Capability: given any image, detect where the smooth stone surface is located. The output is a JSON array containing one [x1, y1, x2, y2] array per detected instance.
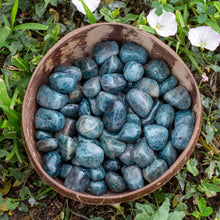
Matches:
[[144, 59, 170, 83], [103, 158, 121, 172], [42, 151, 62, 178], [89, 165, 105, 181], [101, 129, 120, 139], [126, 89, 153, 117], [36, 138, 58, 152], [105, 172, 127, 193], [60, 104, 79, 118], [35, 130, 54, 140], [68, 85, 84, 104], [164, 86, 192, 110], [60, 164, 74, 179], [119, 42, 148, 65], [78, 98, 91, 116], [37, 85, 68, 110], [117, 93, 126, 103], [172, 123, 194, 150], [100, 136, 126, 159], [142, 159, 168, 182], [88, 97, 103, 116], [101, 74, 126, 94], [54, 66, 82, 81], [126, 114, 141, 126], [82, 76, 101, 98], [64, 166, 90, 192], [76, 142, 104, 168], [94, 41, 119, 65], [123, 165, 144, 190], [159, 75, 178, 96], [78, 135, 101, 146], [144, 125, 169, 151], [119, 144, 134, 166], [71, 157, 81, 166], [96, 91, 117, 112], [55, 118, 76, 139], [175, 110, 195, 126], [123, 61, 144, 82], [76, 115, 103, 139], [87, 180, 107, 195], [155, 104, 175, 128], [103, 100, 126, 132], [35, 108, 65, 132]]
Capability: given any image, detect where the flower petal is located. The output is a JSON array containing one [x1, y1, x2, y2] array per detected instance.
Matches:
[[188, 28, 202, 47], [147, 9, 158, 29], [72, 0, 100, 15], [156, 23, 177, 37]]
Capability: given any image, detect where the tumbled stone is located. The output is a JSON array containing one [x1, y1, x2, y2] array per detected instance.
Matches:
[[122, 81, 134, 94], [60, 104, 79, 118], [142, 159, 168, 182], [164, 86, 192, 110], [96, 91, 117, 112], [37, 85, 68, 110], [76, 115, 103, 139], [78, 135, 101, 146], [89, 165, 105, 181], [64, 166, 90, 192], [78, 98, 91, 116], [87, 180, 107, 195], [36, 138, 58, 152], [123, 61, 144, 82], [42, 151, 62, 178], [119, 144, 134, 166], [88, 97, 103, 116], [35, 108, 65, 132], [175, 110, 195, 126], [68, 85, 84, 104], [126, 89, 153, 117], [117, 93, 126, 103], [94, 41, 119, 65], [159, 75, 178, 96], [35, 130, 54, 140], [82, 76, 101, 98], [103, 158, 121, 172], [60, 164, 74, 179], [71, 157, 81, 166], [119, 42, 148, 65], [143, 124, 169, 151], [126, 114, 141, 127], [54, 66, 82, 81], [55, 118, 76, 139], [101, 129, 120, 139], [144, 59, 170, 83]]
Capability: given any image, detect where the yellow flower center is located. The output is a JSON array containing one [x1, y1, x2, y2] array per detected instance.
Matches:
[[200, 43, 207, 48], [156, 24, 161, 30]]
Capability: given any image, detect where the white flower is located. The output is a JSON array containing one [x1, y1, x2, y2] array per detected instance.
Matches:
[[72, 0, 100, 15], [147, 8, 177, 37], [188, 26, 220, 51], [202, 73, 208, 82]]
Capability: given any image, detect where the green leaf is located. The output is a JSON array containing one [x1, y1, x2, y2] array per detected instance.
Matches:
[[198, 181, 220, 197], [197, 2, 206, 13], [11, 0, 18, 28], [135, 202, 155, 216], [80, 0, 96, 24], [171, 0, 179, 3], [167, 211, 185, 220], [183, 5, 189, 25], [207, 64, 220, 73], [205, 125, 215, 143], [13, 23, 48, 31], [205, 20, 220, 34], [0, 150, 9, 158], [11, 55, 30, 73], [186, 158, 199, 176], [111, 9, 119, 18], [100, 8, 114, 22], [0, 77, 11, 107], [153, 198, 170, 220], [207, 5, 217, 14], [0, 192, 2, 206], [198, 13, 207, 23], [198, 197, 207, 212], [201, 207, 213, 217], [192, 211, 200, 218], [139, 25, 157, 35], [214, 1, 220, 12], [19, 186, 31, 200], [136, 214, 151, 220], [163, 4, 174, 12], [205, 161, 216, 179], [138, 11, 147, 25], [176, 10, 185, 28], [155, 7, 163, 16], [152, 1, 161, 8], [124, 13, 138, 21]]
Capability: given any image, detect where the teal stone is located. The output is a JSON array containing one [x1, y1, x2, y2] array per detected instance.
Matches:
[[100, 136, 126, 159], [96, 91, 117, 112], [117, 93, 126, 103], [175, 110, 195, 126], [101, 74, 126, 94], [164, 86, 192, 110], [159, 141, 177, 167], [88, 97, 103, 116], [60, 104, 79, 118], [74, 57, 99, 79], [123, 61, 144, 82], [34, 108, 65, 132], [37, 85, 68, 110], [64, 166, 90, 192], [119, 144, 134, 166], [76, 115, 103, 139], [78, 135, 101, 146], [143, 125, 169, 151], [159, 75, 178, 96], [71, 157, 81, 166], [55, 118, 75, 139], [134, 77, 159, 98], [142, 159, 168, 182], [42, 151, 62, 178], [144, 59, 170, 83], [78, 98, 91, 116], [119, 122, 142, 144], [172, 123, 194, 150], [89, 165, 105, 181], [126, 114, 141, 126], [155, 104, 175, 128], [103, 158, 121, 172], [101, 129, 120, 139], [58, 135, 77, 161], [68, 85, 84, 104], [122, 81, 134, 94], [126, 89, 153, 117], [105, 172, 127, 193], [132, 137, 155, 168], [93, 41, 119, 65], [35, 130, 54, 140], [122, 165, 144, 190], [60, 164, 74, 179], [87, 180, 107, 195], [82, 76, 101, 98], [54, 66, 82, 81], [103, 100, 126, 132], [99, 55, 123, 76], [119, 42, 148, 65], [75, 142, 104, 168], [36, 138, 58, 152]]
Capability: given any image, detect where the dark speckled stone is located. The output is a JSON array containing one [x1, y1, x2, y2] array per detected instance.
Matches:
[[87, 180, 107, 195], [78, 98, 91, 116], [123, 61, 144, 82], [60, 104, 79, 118], [103, 158, 121, 172], [55, 118, 75, 139], [101, 129, 119, 139], [60, 164, 74, 179], [68, 85, 84, 104], [36, 138, 58, 152], [78, 135, 101, 146], [119, 144, 134, 166], [35, 130, 54, 140], [159, 75, 178, 96], [126, 114, 141, 126], [175, 110, 195, 126], [96, 91, 117, 112], [89, 165, 105, 181], [71, 157, 81, 166], [88, 97, 103, 116], [54, 66, 82, 81], [82, 76, 101, 98]]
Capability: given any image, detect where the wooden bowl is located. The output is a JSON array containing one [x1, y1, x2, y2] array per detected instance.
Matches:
[[22, 23, 202, 205]]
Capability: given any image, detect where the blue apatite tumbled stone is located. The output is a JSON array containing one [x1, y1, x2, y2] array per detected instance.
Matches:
[[96, 91, 117, 112], [54, 66, 82, 81], [74, 57, 99, 79], [35, 130, 54, 140], [119, 42, 148, 65], [76, 142, 104, 168], [68, 85, 84, 104], [35, 108, 65, 132], [142, 159, 168, 182], [64, 166, 90, 192], [103, 158, 121, 172], [159, 141, 177, 167], [172, 123, 194, 150], [82, 76, 101, 98], [119, 144, 134, 166], [99, 55, 123, 76], [117, 93, 126, 103], [88, 97, 103, 116], [100, 135, 126, 159], [71, 157, 81, 166], [87, 180, 107, 196], [132, 137, 155, 168], [101, 74, 126, 94], [175, 110, 195, 126], [103, 100, 126, 132], [37, 85, 68, 110], [135, 77, 159, 98], [119, 122, 142, 144], [126, 89, 153, 117], [55, 118, 76, 139], [126, 114, 141, 126], [123, 61, 144, 82], [89, 165, 105, 181], [36, 138, 58, 152], [60, 104, 79, 118], [60, 164, 74, 179], [78, 98, 91, 116], [78, 135, 101, 146], [94, 41, 119, 65], [105, 172, 127, 193], [144, 124, 169, 151], [159, 75, 178, 96], [42, 151, 62, 178], [122, 165, 144, 190], [155, 104, 175, 128], [144, 59, 170, 83], [76, 115, 103, 139], [102, 129, 120, 139], [164, 86, 192, 110]]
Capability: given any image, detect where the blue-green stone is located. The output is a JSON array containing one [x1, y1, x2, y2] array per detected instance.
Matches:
[[123, 61, 144, 82], [54, 66, 82, 81], [96, 91, 117, 112], [119, 144, 134, 166], [55, 118, 76, 139], [35, 130, 54, 140], [101, 129, 120, 139], [60, 164, 74, 179], [159, 75, 178, 96], [71, 157, 81, 166], [88, 97, 103, 116], [60, 104, 79, 118], [175, 110, 195, 126], [36, 138, 58, 152], [87, 180, 107, 195], [126, 114, 141, 126], [82, 76, 101, 98], [89, 165, 105, 181], [78, 135, 101, 146], [117, 93, 126, 103], [68, 85, 84, 104], [103, 158, 121, 172], [78, 98, 91, 116], [122, 81, 134, 94]]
